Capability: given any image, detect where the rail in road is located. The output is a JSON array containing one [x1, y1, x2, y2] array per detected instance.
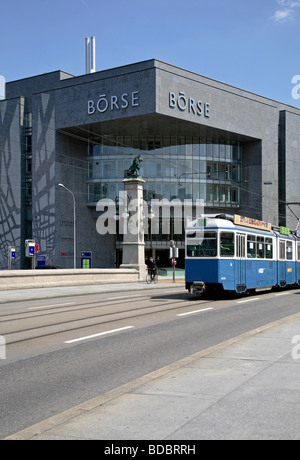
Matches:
[[0, 286, 299, 438], [0, 288, 207, 347], [0, 287, 299, 360]]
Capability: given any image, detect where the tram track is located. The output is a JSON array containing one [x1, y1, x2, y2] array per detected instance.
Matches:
[[0, 289, 184, 321], [3, 287, 296, 348], [1, 288, 299, 440], [0, 297, 164, 324], [0, 294, 211, 346]]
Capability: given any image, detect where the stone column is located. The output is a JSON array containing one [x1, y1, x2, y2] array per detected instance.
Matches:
[[120, 177, 147, 281]]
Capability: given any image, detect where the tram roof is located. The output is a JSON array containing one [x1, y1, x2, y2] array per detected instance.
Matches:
[[186, 215, 300, 240], [186, 217, 235, 231]]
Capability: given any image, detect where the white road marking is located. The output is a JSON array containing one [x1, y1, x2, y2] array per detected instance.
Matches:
[[237, 297, 259, 304], [177, 307, 214, 317], [64, 326, 134, 344]]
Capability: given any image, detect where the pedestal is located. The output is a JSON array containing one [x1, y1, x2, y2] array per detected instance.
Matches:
[[120, 177, 147, 281]]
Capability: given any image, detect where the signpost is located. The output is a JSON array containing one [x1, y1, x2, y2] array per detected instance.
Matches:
[[25, 239, 36, 269], [81, 251, 92, 269], [8, 246, 16, 270], [170, 240, 179, 283]]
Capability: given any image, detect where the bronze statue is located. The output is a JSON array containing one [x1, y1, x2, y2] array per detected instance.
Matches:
[[125, 154, 143, 178]]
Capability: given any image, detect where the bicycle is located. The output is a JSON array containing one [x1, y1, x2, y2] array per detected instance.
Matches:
[[146, 269, 158, 284]]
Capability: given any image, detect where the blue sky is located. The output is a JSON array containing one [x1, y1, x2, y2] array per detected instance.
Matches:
[[0, 0, 299, 106]]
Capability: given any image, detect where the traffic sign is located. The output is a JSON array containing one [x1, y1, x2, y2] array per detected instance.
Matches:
[[81, 251, 92, 269], [8, 246, 16, 270], [25, 240, 35, 257]]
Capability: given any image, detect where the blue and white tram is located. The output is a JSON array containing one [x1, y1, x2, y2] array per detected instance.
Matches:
[[185, 214, 300, 296]]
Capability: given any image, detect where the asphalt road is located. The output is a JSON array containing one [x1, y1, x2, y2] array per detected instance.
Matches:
[[0, 286, 299, 439]]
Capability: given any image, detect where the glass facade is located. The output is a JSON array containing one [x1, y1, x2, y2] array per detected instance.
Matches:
[[87, 136, 242, 207]]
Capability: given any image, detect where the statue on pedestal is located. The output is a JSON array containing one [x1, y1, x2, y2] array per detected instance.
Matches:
[[121, 158, 146, 280], [125, 155, 143, 178]]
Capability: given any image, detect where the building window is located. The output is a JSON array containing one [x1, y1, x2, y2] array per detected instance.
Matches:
[[87, 137, 242, 207]]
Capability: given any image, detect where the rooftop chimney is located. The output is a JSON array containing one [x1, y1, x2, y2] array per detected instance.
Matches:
[[85, 36, 96, 74]]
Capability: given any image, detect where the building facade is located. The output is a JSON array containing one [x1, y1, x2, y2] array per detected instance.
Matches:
[[1, 59, 299, 269]]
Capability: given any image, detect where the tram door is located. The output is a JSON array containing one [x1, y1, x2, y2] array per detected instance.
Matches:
[[236, 233, 247, 292]]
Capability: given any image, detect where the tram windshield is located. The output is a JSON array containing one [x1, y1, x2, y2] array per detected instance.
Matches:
[[186, 231, 217, 257]]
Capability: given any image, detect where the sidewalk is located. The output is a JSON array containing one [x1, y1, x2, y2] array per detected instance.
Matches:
[[6, 307, 300, 440], [0, 276, 184, 304]]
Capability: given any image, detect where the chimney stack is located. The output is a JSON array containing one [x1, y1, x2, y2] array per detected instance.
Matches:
[[85, 36, 96, 74]]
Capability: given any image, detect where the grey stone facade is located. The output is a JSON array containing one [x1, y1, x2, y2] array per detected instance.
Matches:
[[1, 59, 299, 269], [0, 97, 24, 269]]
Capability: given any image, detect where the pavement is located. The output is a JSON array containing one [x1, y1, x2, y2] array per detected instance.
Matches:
[[0, 277, 184, 304], [3, 278, 300, 440]]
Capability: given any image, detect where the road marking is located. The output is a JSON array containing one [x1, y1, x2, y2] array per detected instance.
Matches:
[[177, 307, 214, 317], [275, 292, 291, 296], [28, 303, 76, 310], [107, 294, 145, 300], [64, 326, 134, 344], [8, 311, 300, 441], [237, 297, 259, 304]]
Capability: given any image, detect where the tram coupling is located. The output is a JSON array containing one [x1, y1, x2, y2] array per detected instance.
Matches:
[[189, 281, 206, 296]]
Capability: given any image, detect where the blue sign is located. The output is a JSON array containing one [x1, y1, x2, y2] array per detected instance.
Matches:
[[81, 251, 92, 269], [25, 240, 36, 257], [11, 250, 16, 260], [36, 256, 46, 267]]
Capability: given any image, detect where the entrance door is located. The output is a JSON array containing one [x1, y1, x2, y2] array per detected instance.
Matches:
[[236, 233, 246, 292]]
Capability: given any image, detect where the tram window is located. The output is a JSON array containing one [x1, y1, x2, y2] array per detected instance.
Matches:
[[247, 235, 256, 258], [220, 232, 234, 257], [257, 236, 265, 258], [186, 231, 217, 257], [298, 243, 300, 261], [286, 241, 293, 260], [265, 238, 273, 259], [187, 245, 196, 257], [279, 241, 285, 260]]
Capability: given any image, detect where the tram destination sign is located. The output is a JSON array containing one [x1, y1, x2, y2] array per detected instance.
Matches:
[[234, 214, 272, 232]]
